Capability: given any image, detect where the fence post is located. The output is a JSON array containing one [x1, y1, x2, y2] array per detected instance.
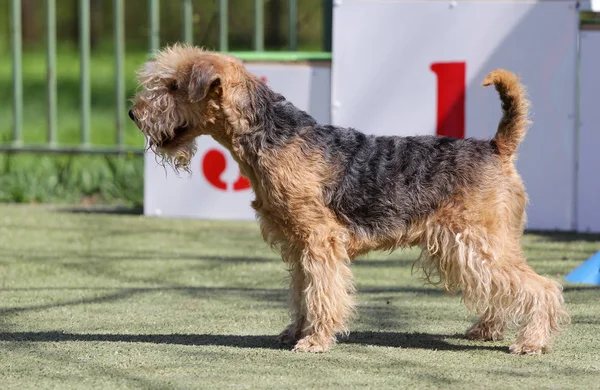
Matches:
[[219, 0, 228, 51], [182, 0, 193, 44], [323, 0, 333, 52], [254, 0, 264, 51], [11, 0, 22, 145], [288, 0, 298, 51], [149, 0, 160, 53], [46, 0, 57, 146], [79, 0, 91, 147], [114, 0, 125, 148]]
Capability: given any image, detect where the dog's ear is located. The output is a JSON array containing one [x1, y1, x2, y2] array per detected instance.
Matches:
[[188, 62, 221, 102]]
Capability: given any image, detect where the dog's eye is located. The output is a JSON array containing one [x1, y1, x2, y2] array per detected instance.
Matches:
[[168, 82, 178, 92]]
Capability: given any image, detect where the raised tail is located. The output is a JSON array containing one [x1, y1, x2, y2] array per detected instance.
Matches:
[[482, 69, 531, 159]]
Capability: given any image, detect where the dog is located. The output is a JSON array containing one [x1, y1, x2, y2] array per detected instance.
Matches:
[[129, 44, 569, 355]]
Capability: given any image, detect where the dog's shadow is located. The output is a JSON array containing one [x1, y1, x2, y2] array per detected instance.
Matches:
[[0, 330, 507, 353], [342, 331, 507, 352]]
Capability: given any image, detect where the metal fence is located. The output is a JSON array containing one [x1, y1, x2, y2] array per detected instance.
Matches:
[[3, 0, 333, 155]]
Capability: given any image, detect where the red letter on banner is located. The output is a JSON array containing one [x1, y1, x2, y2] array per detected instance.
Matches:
[[202, 149, 251, 191], [430, 62, 466, 139], [202, 149, 228, 190]]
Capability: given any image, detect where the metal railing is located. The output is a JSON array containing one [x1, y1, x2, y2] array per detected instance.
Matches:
[[3, 0, 333, 155]]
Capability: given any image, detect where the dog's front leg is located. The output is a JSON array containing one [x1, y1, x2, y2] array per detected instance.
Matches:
[[278, 244, 307, 346], [291, 233, 356, 353]]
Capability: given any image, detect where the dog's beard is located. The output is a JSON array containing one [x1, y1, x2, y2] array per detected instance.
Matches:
[[147, 138, 197, 175], [138, 118, 197, 174]]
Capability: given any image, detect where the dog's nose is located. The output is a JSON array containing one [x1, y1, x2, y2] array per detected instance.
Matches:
[[128, 109, 136, 121]]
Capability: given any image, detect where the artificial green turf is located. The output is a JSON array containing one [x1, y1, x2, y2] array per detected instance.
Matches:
[[0, 204, 599, 389]]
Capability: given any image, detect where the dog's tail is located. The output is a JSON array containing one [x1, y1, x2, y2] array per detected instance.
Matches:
[[482, 69, 530, 159]]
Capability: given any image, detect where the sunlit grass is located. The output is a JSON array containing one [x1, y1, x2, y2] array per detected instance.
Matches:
[[0, 204, 598, 389]]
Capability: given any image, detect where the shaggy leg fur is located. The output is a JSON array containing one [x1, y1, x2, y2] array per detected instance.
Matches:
[[278, 260, 306, 346], [292, 234, 356, 353], [508, 267, 567, 355], [466, 308, 506, 341], [422, 227, 567, 355]]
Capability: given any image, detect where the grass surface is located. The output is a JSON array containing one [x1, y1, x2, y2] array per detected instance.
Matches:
[[0, 204, 599, 389]]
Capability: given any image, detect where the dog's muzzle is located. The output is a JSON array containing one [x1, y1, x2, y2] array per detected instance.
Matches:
[[174, 126, 187, 137], [153, 126, 188, 148]]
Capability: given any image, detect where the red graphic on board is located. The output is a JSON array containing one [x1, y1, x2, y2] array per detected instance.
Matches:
[[430, 62, 466, 139], [233, 174, 251, 191], [201, 149, 251, 191]]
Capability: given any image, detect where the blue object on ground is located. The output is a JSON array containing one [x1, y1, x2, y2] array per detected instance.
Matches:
[[565, 251, 600, 285]]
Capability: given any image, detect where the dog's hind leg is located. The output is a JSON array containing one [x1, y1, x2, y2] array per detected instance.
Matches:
[[423, 226, 568, 354], [505, 261, 569, 354], [463, 250, 567, 353], [291, 230, 356, 353]]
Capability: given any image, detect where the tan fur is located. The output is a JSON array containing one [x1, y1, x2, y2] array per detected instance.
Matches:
[[130, 45, 569, 355], [253, 140, 356, 351], [483, 69, 531, 161]]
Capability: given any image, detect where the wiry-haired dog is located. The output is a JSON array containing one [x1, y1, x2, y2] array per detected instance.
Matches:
[[129, 44, 569, 355]]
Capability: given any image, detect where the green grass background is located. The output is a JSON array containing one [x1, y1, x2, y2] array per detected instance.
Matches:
[[0, 204, 599, 389]]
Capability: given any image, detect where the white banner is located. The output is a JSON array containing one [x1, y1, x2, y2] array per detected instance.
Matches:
[[143, 62, 331, 220], [577, 30, 600, 233], [332, 0, 579, 231]]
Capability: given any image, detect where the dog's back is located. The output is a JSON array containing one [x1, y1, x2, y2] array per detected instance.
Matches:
[[314, 128, 502, 237], [304, 69, 531, 240]]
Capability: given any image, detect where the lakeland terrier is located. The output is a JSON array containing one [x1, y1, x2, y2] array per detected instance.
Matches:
[[129, 44, 569, 355]]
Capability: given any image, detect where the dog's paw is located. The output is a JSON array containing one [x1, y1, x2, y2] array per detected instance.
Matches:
[[466, 323, 504, 341], [292, 335, 332, 353], [277, 324, 301, 346], [509, 343, 548, 355]]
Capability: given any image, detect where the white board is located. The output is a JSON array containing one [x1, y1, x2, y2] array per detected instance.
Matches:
[[577, 30, 600, 233], [332, 0, 579, 231]]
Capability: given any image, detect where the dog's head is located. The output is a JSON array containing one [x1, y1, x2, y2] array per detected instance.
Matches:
[[129, 44, 258, 171]]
